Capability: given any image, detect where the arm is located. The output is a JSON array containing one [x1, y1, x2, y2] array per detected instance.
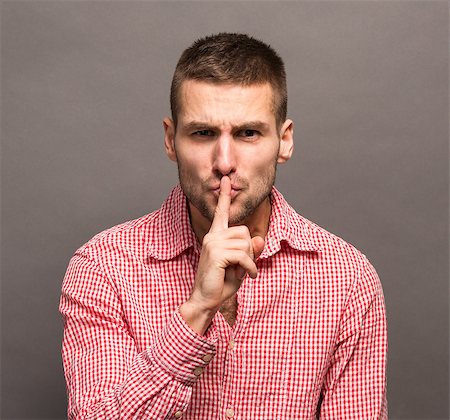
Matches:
[[318, 259, 388, 419], [60, 251, 217, 419]]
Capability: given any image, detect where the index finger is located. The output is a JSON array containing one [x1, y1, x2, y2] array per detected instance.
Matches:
[[210, 176, 231, 232]]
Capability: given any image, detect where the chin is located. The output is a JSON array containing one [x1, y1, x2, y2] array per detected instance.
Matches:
[[229, 202, 259, 225]]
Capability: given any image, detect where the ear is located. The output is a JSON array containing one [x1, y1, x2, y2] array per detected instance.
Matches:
[[163, 117, 177, 162], [277, 119, 294, 163]]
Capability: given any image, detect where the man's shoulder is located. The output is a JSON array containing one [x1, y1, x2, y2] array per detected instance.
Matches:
[[71, 185, 194, 263], [287, 208, 382, 293], [74, 209, 161, 260], [286, 203, 373, 269]]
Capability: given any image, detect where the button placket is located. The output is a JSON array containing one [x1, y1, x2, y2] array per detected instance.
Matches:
[[221, 334, 238, 420]]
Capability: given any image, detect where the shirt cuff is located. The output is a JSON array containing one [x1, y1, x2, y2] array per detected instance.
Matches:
[[152, 307, 218, 385]]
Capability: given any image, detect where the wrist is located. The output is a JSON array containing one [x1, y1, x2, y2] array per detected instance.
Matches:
[[180, 299, 217, 336]]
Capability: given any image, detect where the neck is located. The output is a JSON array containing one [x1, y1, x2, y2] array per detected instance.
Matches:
[[189, 196, 272, 244]]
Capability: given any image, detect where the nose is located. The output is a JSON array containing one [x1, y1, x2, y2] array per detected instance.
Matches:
[[212, 134, 236, 176]]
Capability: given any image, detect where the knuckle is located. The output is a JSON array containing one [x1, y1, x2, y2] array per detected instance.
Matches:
[[230, 225, 249, 237], [239, 225, 250, 237], [203, 240, 217, 257], [235, 237, 251, 253], [203, 232, 217, 245], [239, 250, 251, 263]]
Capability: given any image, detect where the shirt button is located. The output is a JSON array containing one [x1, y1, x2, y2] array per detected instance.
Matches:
[[226, 408, 235, 418], [202, 353, 213, 363], [174, 411, 183, 418], [193, 366, 203, 376], [228, 339, 235, 350]]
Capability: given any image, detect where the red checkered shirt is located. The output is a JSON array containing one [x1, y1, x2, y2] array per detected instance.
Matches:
[[60, 185, 388, 419]]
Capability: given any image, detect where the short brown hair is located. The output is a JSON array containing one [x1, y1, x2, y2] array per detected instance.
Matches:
[[170, 33, 287, 128]]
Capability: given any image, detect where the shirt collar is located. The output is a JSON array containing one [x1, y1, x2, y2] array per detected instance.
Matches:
[[147, 185, 198, 260], [147, 185, 320, 261], [259, 187, 321, 258]]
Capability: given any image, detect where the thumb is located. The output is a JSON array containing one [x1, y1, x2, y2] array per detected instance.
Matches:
[[251, 236, 265, 260]]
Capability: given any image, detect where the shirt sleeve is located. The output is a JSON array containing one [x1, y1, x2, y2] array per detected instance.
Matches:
[[59, 250, 218, 419], [318, 258, 388, 419]]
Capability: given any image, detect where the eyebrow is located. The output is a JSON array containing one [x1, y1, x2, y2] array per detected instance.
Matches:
[[182, 120, 271, 133]]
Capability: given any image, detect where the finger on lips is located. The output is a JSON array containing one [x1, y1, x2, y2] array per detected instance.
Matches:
[[208, 175, 260, 279], [210, 176, 231, 232]]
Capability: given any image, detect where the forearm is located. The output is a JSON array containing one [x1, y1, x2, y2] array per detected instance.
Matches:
[[61, 253, 218, 419], [67, 351, 191, 419], [63, 307, 218, 419]]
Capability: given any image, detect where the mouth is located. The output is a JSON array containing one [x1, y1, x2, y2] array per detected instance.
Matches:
[[210, 186, 242, 200]]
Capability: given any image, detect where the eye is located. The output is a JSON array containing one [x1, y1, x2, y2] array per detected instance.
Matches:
[[237, 129, 260, 139], [193, 129, 215, 137]]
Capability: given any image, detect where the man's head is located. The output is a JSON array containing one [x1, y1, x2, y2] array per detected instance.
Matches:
[[164, 33, 293, 228], [170, 33, 287, 130]]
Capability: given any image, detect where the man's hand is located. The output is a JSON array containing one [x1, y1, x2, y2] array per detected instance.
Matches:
[[180, 176, 265, 335]]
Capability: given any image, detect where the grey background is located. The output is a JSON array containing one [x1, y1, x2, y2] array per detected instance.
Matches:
[[1, 1, 448, 419]]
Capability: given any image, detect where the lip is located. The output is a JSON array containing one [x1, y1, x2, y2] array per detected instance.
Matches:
[[211, 186, 241, 199], [210, 183, 241, 190]]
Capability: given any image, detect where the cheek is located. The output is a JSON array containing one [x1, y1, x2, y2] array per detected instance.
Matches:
[[246, 150, 278, 174], [177, 145, 211, 176]]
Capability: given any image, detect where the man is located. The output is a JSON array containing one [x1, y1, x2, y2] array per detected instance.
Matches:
[[60, 33, 388, 419]]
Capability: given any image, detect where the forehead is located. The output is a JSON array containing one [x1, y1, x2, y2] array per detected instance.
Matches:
[[177, 81, 276, 126]]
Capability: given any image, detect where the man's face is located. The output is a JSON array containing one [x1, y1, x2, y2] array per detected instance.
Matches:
[[164, 80, 293, 226]]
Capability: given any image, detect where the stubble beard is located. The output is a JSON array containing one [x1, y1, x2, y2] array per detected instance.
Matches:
[[177, 163, 277, 226]]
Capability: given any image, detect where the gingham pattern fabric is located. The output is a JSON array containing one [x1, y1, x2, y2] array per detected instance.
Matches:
[[60, 185, 388, 419]]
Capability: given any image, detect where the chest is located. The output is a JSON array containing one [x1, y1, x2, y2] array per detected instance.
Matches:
[[113, 251, 351, 417], [122, 251, 348, 353], [219, 295, 238, 326]]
